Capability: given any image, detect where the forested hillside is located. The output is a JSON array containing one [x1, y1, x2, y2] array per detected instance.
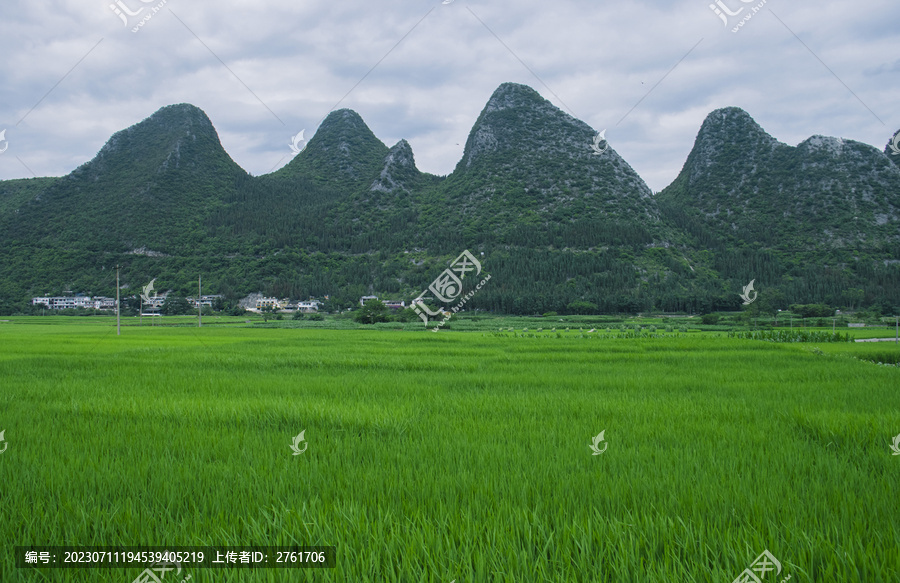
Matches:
[[1, 84, 898, 315], [657, 107, 900, 313]]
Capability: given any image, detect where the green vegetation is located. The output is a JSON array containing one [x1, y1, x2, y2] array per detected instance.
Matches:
[[1, 320, 898, 581], [727, 329, 851, 342], [2, 86, 898, 317], [354, 299, 389, 324]]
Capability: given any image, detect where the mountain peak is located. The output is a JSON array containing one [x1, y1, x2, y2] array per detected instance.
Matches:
[[370, 139, 419, 194], [276, 108, 389, 192], [94, 103, 216, 161], [447, 82, 656, 226], [698, 107, 778, 144], [153, 102, 211, 121], [319, 108, 370, 132], [459, 82, 591, 172], [483, 82, 546, 114]]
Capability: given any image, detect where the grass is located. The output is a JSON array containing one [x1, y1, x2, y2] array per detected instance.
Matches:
[[1, 320, 898, 581]]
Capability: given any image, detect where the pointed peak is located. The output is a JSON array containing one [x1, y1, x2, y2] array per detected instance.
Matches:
[[694, 106, 779, 148], [388, 139, 413, 155], [154, 102, 209, 117], [700, 107, 766, 133], [370, 139, 419, 193], [275, 108, 388, 191], [145, 103, 214, 128], [306, 108, 381, 147], [320, 108, 368, 130], [90, 102, 225, 165], [707, 105, 753, 118], [484, 82, 547, 113]]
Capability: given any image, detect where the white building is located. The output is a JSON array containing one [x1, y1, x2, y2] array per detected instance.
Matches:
[[93, 297, 117, 310], [188, 295, 223, 309], [256, 297, 283, 310], [32, 295, 116, 311], [297, 300, 322, 313]]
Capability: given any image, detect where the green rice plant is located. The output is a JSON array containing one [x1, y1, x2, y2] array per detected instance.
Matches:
[[728, 329, 851, 343], [0, 321, 897, 581]]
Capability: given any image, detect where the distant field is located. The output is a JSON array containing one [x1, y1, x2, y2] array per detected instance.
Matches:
[[1, 319, 898, 582], [7, 312, 898, 338]]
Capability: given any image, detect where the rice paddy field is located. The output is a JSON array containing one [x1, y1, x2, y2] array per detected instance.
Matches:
[[1, 317, 899, 582]]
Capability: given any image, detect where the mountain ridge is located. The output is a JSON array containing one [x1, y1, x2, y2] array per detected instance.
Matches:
[[1, 84, 898, 314]]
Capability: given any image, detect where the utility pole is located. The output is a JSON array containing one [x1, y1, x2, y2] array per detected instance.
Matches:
[[116, 265, 121, 336], [198, 274, 202, 328]]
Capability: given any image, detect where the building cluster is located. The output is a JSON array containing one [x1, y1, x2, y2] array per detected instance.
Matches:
[[244, 295, 406, 313], [250, 297, 324, 313], [32, 293, 412, 315], [32, 296, 117, 311], [31, 294, 222, 313], [139, 294, 222, 315], [359, 296, 407, 310]]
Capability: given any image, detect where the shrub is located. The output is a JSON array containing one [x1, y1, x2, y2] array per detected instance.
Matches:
[[701, 313, 720, 325], [354, 300, 389, 324]]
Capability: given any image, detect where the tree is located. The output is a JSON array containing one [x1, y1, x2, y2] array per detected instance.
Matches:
[[700, 313, 719, 325], [842, 288, 864, 310], [161, 296, 192, 316], [354, 300, 388, 324], [567, 300, 598, 315], [122, 295, 141, 316], [393, 308, 418, 323]]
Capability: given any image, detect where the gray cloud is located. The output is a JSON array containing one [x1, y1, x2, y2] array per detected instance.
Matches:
[[0, 0, 897, 191]]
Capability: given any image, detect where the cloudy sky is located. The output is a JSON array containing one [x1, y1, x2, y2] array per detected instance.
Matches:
[[0, 0, 897, 191]]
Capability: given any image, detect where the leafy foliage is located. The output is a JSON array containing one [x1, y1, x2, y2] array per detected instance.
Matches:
[[0, 90, 899, 315]]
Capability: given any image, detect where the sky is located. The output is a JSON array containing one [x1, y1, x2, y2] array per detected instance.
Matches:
[[0, 0, 897, 192]]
